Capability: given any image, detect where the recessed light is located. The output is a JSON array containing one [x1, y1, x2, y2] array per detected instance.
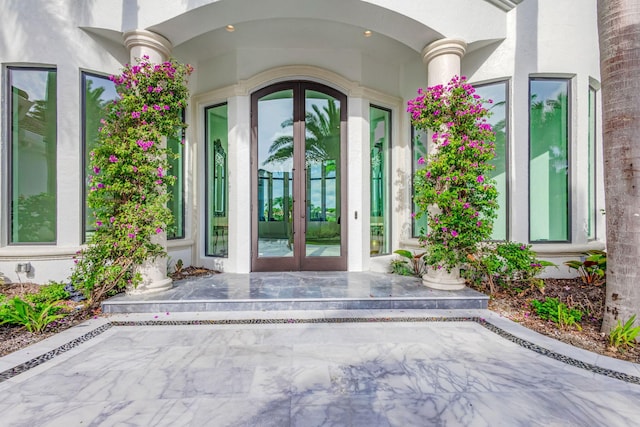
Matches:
[[226, 24, 235, 32], [364, 30, 372, 37]]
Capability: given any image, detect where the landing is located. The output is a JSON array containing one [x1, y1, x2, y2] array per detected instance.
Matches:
[[102, 271, 488, 313]]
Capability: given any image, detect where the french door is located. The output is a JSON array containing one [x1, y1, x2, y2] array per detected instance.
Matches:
[[251, 82, 347, 271]]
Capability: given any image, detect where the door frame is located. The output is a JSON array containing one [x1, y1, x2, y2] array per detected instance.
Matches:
[[250, 81, 348, 271]]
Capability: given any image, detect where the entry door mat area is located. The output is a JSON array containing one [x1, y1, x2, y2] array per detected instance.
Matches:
[[1, 317, 639, 385]]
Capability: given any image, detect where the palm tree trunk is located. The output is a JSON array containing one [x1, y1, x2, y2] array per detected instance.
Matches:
[[598, 0, 640, 333]]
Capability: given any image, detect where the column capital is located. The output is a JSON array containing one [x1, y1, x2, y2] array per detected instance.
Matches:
[[123, 29, 172, 63], [422, 39, 467, 65]]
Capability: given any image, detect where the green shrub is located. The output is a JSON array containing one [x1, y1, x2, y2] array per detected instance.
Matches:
[[0, 297, 66, 334], [391, 250, 427, 277], [608, 314, 640, 351], [530, 297, 583, 331], [71, 58, 192, 305], [465, 242, 555, 294], [24, 282, 70, 309], [564, 250, 606, 286]]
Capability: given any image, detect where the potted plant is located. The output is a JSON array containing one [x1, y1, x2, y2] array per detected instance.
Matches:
[[408, 76, 498, 289]]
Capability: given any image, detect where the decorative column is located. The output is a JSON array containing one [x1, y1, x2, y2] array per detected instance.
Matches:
[[123, 30, 173, 294], [421, 38, 467, 290], [123, 30, 172, 64], [422, 39, 467, 88]]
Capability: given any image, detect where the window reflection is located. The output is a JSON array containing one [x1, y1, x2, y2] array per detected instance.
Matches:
[[370, 106, 391, 255], [10, 68, 57, 243], [205, 104, 229, 257], [529, 79, 570, 242]]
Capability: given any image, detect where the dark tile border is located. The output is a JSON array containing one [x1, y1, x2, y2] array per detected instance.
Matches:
[[1, 317, 639, 385], [0, 324, 113, 382]]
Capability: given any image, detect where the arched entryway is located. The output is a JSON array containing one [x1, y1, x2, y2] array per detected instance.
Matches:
[[251, 81, 348, 271]]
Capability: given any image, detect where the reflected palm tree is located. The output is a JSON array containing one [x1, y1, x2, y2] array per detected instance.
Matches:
[[487, 100, 507, 176], [263, 99, 341, 165], [529, 93, 569, 165], [263, 97, 342, 240]]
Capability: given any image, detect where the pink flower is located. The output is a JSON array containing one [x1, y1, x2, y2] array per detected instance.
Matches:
[[417, 157, 425, 165], [156, 228, 163, 234], [163, 105, 170, 110], [131, 111, 141, 119], [128, 233, 135, 238], [157, 167, 164, 177], [93, 166, 100, 174], [476, 221, 482, 227], [109, 155, 118, 163], [450, 230, 458, 237], [136, 139, 154, 151], [476, 175, 484, 183], [110, 216, 115, 223], [96, 221, 103, 227], [97, 183, 105, 189], [142, 104, 148, 112], [463, 203, 470, 209]]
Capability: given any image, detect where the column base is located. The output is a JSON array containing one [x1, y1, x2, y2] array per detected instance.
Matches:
[[422, 266, 466, 290], [127, 256, 173, 295], [127, 277, 173, 295]]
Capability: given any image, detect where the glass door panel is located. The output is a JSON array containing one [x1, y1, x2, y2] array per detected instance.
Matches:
[[252, 82, 347, 271], [257, 89, 294, 258], [305, 90, 341, 257]]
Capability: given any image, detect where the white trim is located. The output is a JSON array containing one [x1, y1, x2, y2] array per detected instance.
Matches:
[[0, 246, 80, 261], [192, 65, 403, 272], [484, 0, 523, 12], [193, 65, 403, 107]]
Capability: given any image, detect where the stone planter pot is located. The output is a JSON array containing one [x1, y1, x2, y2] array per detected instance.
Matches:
[[422, 266, 466, 290]]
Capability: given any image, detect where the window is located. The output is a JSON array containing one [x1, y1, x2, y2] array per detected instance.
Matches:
[[529, 78, 570, 242], [588, 85, 597, 240], [205, 103, 228, 257], [8, 67, 57, 243], [370, 105, 391, 255], [82, 72, 117, 241], [167, 111, 185, 240], [475, 81, 509, 241], [411, 126, 428, 238]]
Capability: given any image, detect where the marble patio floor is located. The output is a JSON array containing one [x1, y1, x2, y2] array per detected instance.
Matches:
[[1, 309, 640, 426]]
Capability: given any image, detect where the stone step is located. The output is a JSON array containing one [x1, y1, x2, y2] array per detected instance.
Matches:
[[102, 295, 488, 313], [101, 272, 489, 314]]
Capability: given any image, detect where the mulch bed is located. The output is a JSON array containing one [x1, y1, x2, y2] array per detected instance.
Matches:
[[169, 265, 221, 281], [0, 283, 96, 357], [481, 278, 640, 363]]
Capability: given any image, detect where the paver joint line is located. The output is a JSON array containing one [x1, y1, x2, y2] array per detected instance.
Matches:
[[1, 316, 639, 385]]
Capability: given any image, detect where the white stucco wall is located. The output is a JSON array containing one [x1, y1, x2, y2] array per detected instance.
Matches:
[[0, 0, 603, 283]]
